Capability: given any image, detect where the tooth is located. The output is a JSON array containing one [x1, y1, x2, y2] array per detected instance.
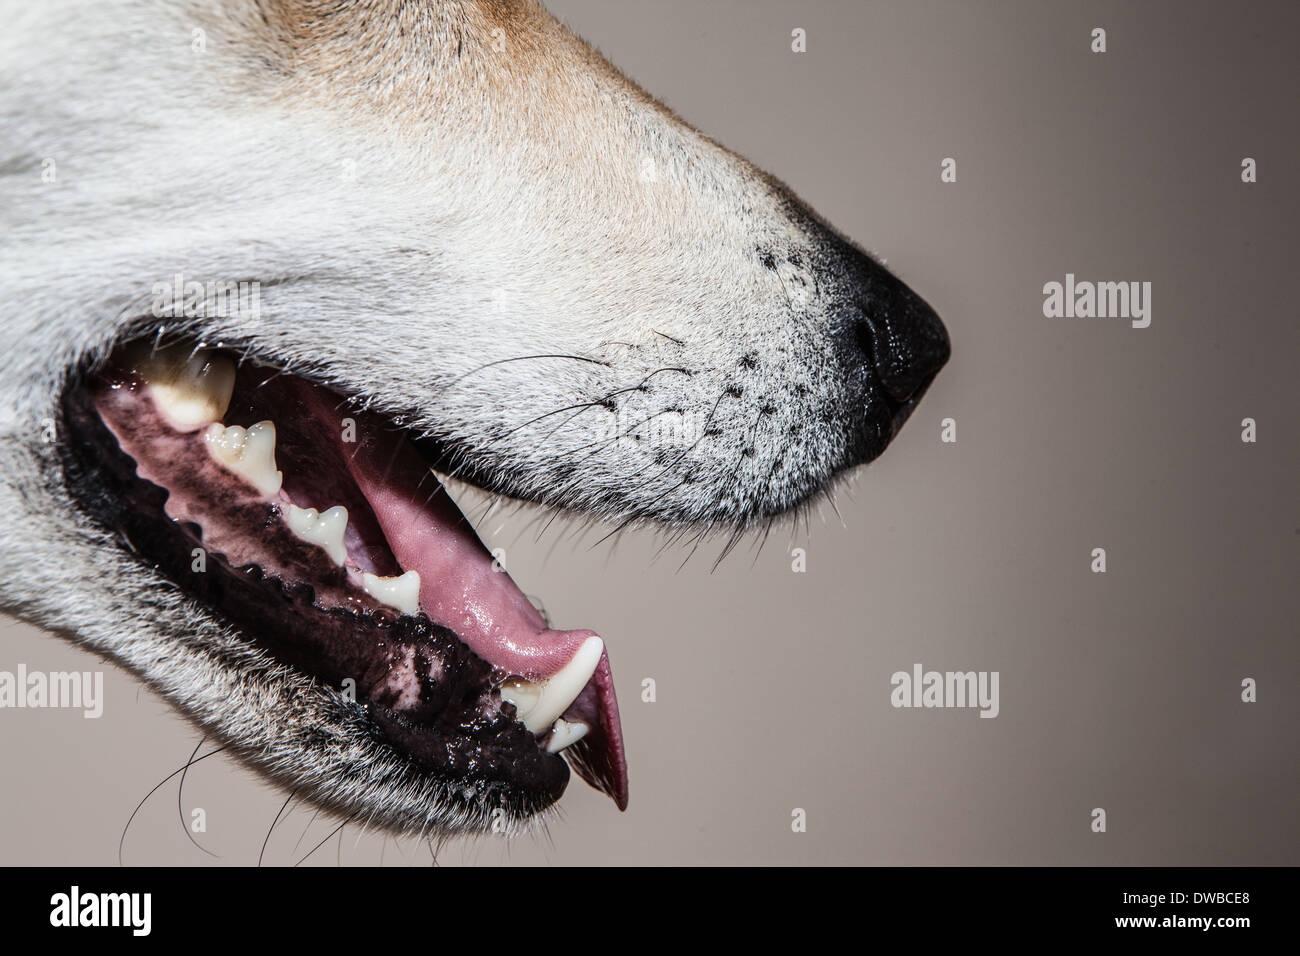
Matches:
[[361, 570, 421, 616], [203, 420, 283, 498], [545, 718, 590, 754], [500, 679, 543, 719], [500, 635, 603, 735], [284, 504, 348, 566], [140, 348, 236, 431]]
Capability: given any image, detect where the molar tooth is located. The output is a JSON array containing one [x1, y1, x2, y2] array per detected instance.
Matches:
[[284, 504, 348, 566], [499, 635, 603, 735], [361, 570, 421, 616], [139, 347, 236, 431], [203, 420, 283, 498], [545, 718, 590, 754]]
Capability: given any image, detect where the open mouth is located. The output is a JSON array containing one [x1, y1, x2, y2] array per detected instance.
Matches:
[[59, 338, 627, 818]]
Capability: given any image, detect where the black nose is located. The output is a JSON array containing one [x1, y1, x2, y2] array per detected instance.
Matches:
[[852, 267, 950, 406], [830, 250, 950, 462]]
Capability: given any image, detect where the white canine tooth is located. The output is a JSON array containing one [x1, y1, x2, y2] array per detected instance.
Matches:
[[545, 718, 590, 754], [203, 420, 283, 498], [500, 635, 603, 735], [361, 570, 422, 616], [500, 680, 542, 718], [140, 348, 236, 431], [285, 504, 349, 566]]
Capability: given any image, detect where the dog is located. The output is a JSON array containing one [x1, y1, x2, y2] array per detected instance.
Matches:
[[0, 0, 949, 838]]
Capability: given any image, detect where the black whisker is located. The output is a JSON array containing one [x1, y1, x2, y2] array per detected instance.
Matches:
[[259, 791, 296, 867], [177, 736, 218, 858], [120, 744, 228, 866], [446, 353, 609, 388], [290, 808, 322, 857], [295, 818, 349, 867]]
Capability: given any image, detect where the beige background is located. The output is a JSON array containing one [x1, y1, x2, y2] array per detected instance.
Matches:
[[2, 0, 1296, 865]]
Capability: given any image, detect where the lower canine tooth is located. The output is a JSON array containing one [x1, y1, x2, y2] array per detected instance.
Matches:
[[284, 504, 348, 566], [500, 635, 603, 735], [361, 570, 421, 616], [138, 346, 236, 431], [545, 718, 590, 754], [203, 420, 283, 498]]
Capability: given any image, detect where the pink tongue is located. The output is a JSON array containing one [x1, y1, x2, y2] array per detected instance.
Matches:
[[297, 386, 627, 808], [355, 461, 594, 681], [339, 423, 593, 682]]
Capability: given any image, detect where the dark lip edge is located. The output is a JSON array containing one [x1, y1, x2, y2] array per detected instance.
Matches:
[[56, 352, 576, 809]]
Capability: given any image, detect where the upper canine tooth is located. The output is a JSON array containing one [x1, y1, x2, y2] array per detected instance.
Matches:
[[500, 635, 603, 735], [285, 504, 349, 566], [545, 718, 590, 754], [361, 570, 421, 616], [203, 420, 283, 498], [139, 347, 236, 432]]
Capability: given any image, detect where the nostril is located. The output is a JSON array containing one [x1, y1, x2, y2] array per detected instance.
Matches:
[[852, 317, 885, 381]]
